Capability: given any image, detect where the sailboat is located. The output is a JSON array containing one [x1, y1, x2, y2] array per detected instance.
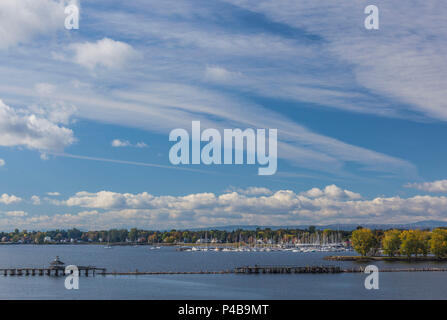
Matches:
[[202, 231, 209, 251], [104, 234, 112, 249]]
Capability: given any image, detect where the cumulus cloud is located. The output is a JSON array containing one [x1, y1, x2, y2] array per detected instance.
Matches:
[[111, 139, 148, 148], [301, 185, 361, 200], [0, 194, 22, 205], [31, 195, 41, 205], [4, 184, 447, 229], [69, 38, 139, 70], [5, 211, 28, 217], [0, 100, 75, 151], [227, 187, 273, 196], [47, 192, 61, 196], [39, 185, 444, 227], [405, 180, 447, 193], [0, 159, 4, 167], [111, 139, 131, 147], [0, 0, 66, 49]]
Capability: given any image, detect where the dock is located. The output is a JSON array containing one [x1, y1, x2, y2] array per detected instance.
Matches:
[[2, 257, 447, 277], [0, 266, 107, 276], [234, 265, 342, 274], [0, 256, 106, 277]]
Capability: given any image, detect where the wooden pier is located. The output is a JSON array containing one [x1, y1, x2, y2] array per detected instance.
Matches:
[[2, 257, 447, 277], [234, 265, 447, 274], [0, 256, 106, 277], [233, 265, 342, 274], [0, 266, 107, 277]]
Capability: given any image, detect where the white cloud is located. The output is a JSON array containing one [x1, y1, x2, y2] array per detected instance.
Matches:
[[0, 159, 4, 167], [69, 38, 139, 70], [205, 66, 241, 82], [31, 195, 41, 205], [111, 139, 131, 147], [2, 185, 447, 229], [301, 185, 361, 200], [0, 99, 75, 151], [0, 194, 22, 205], [228, 187, 273, 196], [4, 182, 447, 229], [5, 211, 28, 217], [222, 0, 447, 121], [111, 139, 148, 148], [44, 185, 443, 227], [47, 192, 61, 196], [135, 142, 148, 148], [32, 83, 78, 125], [405, 180, 447, 193], [0, 1, 424, 180], [0, 0, 66, 49]]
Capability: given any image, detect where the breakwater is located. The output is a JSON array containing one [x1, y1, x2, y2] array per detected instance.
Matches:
[[325, 255, 447, 262]]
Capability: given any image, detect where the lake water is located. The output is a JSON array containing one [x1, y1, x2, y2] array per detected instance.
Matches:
[[0, 245, 446, 299]]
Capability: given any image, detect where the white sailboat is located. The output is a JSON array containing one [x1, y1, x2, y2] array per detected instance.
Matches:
[[104, 234, 112, 249]]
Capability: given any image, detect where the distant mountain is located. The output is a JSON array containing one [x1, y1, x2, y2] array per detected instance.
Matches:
[[186, 220, 447, 232]]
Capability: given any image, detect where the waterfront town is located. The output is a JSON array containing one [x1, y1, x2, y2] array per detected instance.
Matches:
[[1, 226, 447, 259]]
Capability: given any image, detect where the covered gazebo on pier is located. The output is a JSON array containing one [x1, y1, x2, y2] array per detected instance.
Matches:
[[49, 256, 65, 269]]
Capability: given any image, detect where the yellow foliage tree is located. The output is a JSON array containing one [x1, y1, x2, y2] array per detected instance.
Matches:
[[400, 229, 429, 257], [430, 229, 447, 258], [351, 228, 375, 257], [382, 229, 401, 257]]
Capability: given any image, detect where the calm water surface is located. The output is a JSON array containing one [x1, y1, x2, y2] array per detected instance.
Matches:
[[0, 245, 446, 299]]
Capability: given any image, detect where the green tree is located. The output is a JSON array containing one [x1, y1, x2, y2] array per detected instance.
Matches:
[[430, 229, 447, 258], [34, 232, 45, 244], [129, 228, 138, 242], [351, 228, 375, 256], [382, 229, 402, 256]]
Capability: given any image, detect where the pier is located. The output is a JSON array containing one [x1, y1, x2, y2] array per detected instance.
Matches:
[[2, 257, 447, 277], [233, 265, 342, 274], [104, 266, 447, 275], [0, 266, 107, 276], [0, 256, 106, 277]]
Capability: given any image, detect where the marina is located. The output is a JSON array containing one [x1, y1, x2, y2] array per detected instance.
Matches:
[[176, 243, 352, 253]]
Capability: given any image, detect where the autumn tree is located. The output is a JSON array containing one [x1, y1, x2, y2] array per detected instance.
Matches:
[[430, 229, 447, 258], [382, 229, 402, 257], [400, 230, 423, 257], [351, 228, 375, 256], [418, 231, 431, 256]]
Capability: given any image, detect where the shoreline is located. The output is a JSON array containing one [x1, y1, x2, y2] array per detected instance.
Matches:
[[325, 255, 447, 262]]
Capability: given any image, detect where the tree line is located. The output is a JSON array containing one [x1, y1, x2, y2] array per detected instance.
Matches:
[[0, 227, 350, 244], [351, 228, 447, 258]]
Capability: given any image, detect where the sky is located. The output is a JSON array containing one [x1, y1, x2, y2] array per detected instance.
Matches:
[[0, 0, 447, 230]]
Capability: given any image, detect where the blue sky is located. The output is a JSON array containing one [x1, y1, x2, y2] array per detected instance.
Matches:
[[0, 0, 447, 230]]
